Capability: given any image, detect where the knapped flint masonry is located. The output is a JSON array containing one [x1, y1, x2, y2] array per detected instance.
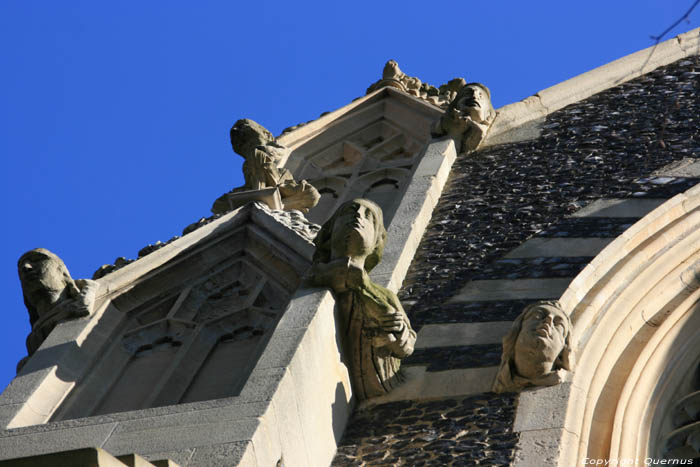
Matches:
[[311, 199, 416, 400], [1, 27, 699, 466]]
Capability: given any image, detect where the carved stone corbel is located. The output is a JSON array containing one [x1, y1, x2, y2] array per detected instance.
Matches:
[[493, 300, 574, 393], [431, 82, 496, 153], [311, 198, 416, 400]]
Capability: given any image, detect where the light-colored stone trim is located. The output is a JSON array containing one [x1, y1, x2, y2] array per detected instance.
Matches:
[[450, 278, 573, 302], [415, 322, 512, 349], [370, 137, 458, 292], [511, 183, 700, 466], [361, 366, 499, 407], [570, 198, 666, 218], [485, 27, 700, 146], [276, 87, 439, 157], [504, 238, 613, 258]]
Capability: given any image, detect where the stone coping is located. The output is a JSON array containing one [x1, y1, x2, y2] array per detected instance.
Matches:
[[277, 28, 699, 156], [485, 27, 700, 145]]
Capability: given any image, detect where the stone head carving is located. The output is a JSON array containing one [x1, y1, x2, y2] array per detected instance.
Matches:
[[493, 301, 574, 393], [311, 199, 415, 400], [314, 198, 387, 274], [229, 118, 276, 160], [19, 248, 80, 326], [17, 248, 97, 364], [432, 82, 496, 153], [212, 119, 320, 215]]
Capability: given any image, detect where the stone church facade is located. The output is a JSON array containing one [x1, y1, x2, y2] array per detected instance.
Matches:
[[0, 28, 699, 466]]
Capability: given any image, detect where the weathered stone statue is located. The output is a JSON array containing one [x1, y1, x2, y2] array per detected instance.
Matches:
[[493, 301, 574, 393], [311, 199, 416, 400], [18, 248, 98, 368], [212, 119, 320, 214], [432, 82, 496, 153]]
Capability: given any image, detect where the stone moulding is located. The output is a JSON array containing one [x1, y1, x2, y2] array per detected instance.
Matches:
[[0, 202, 352, 466], [511, 182, 700, 465], [484, 27, 700, 148], [365, 59, 466, 110], [0, 202, 317, 426]]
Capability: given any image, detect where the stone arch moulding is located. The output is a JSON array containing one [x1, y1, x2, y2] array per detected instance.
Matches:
[[515, 183, 700, 465]]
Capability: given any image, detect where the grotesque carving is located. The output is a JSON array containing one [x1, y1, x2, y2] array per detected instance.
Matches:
[[366, 60, 467, 109], [18, 248, 98, 365], [311, 199, 416, 400], [493, 301, 574, 393], [212, 119, 320, 215], [432, 82, 496, 153]]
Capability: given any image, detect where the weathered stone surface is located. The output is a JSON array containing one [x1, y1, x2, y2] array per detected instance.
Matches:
[[493, 301, 573, 392], [17, 249, 98, 367], [569, 197, 666, 217], [415, 321, 513, 349], [254, 203, 321, 245], [504, 238, 612, 258], [0, 447, 132, 467], [366, 60, 467, 110], [432, 82, 496, 153], [92, 202, 317, 280], [311, 199, 416, 400], [212, 119, 320, 214]]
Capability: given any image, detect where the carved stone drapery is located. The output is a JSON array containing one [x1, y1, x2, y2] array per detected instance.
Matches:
[[493, 300, 574, 393], [311, 198, 416, 400]]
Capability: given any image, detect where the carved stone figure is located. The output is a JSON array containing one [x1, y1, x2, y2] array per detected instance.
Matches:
[[212, 119, 320, 215], [493, 301, 574, 393], [311, 199, 416, 400], [18, 248, 98, 367], [432, 82, 496, 153], [366, 59, 467, 109]]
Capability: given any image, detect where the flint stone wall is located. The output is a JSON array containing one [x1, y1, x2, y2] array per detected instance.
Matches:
[[332, 57, 700, 465]]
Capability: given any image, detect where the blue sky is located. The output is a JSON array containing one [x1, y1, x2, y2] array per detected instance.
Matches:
[[0, 1, 696, 396]]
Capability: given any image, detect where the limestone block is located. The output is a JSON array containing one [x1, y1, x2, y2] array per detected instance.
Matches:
[[513, 382, 573, 432], [364, 365, 499, 405], [116, 453, 157, 467], [415, 322, 513, 349], [187, 441, 255, 467], [0, 447, 130, 467], [451, 278, 572, 302], [0, 422, 118, 460], [514, 428, 578, 467], [570, 198, 666, 218], [102, 418, 259, 458], [505, 237, 613, 259]]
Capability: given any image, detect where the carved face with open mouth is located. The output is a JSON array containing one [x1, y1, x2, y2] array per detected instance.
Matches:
[[453, 84, 494, 125]]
